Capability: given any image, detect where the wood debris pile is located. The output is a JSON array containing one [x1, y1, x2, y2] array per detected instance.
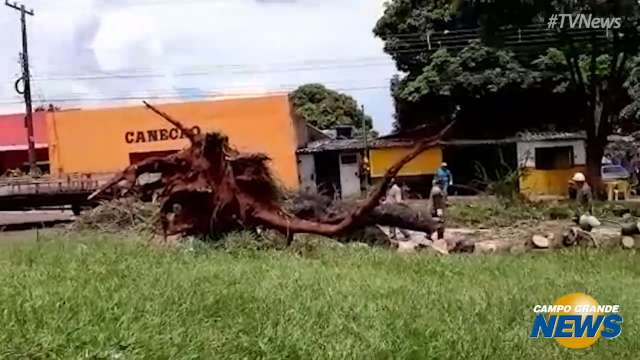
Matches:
[[71, 198, 159, 233]]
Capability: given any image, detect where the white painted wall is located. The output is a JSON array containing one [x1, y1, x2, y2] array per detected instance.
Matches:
[[297, 154, 316, 192], [339, 153, 361, 198], [517, 140, 586, 168]]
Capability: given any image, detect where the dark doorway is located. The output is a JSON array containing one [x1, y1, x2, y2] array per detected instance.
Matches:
[[129, 150, 179, 165], [0, 148, 49, 174], [314, 152, 340, 199]]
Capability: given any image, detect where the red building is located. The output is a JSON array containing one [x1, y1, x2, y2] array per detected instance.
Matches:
[[0, 112, 49, 174]]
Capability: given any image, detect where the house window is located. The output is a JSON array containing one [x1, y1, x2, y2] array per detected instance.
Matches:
[[535, 146, 574, 170]]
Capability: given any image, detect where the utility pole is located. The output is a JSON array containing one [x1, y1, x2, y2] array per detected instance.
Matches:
[[5, 0, 40, 177]]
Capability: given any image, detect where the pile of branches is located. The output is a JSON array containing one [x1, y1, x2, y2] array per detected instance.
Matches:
[[71, 198, 159, 233], [89, 101, 451, 243]]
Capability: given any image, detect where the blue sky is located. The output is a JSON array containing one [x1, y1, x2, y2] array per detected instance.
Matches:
[[0, 0, 398, 134]]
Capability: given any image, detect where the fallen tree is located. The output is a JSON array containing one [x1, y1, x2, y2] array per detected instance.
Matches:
[[89, 101, 451, 243]]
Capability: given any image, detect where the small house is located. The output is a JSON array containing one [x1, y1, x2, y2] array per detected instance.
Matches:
[[296, 131, 442, 199], [299, 128, 587, 199], [516, 131, 586, 198], [296, 126, 365, 199]]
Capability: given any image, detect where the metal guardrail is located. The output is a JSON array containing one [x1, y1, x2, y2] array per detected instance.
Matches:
[[0, 175, 106, 197]]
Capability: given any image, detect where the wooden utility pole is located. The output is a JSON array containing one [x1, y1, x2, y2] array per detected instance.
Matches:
[[5, 0, 40, 177]]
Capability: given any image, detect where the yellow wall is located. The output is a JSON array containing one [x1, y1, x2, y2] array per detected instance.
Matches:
[[519, 166, 586, 197], [46, 95, 302, 188], [369, 146, 442, 178]]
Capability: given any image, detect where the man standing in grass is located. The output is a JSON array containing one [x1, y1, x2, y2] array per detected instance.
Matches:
[[385, 178, 410, 240], [429, 183, 446, 240], [433, 162, 453, 197]]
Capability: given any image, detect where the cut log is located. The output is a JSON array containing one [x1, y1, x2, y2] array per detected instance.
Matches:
[[621, 222, 640, 236], [532, 235, 550, 249], [474, 241, 513, 254], [448, 238, 475, 253], [397, 241, 418, 253], [622, 236, 635, 249], [430, 239, 449, 255], [367, 204, 441, 235]]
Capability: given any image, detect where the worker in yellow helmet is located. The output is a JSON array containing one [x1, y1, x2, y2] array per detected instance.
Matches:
[[571, 172, 592, 211], [569, 172, 599, 232]]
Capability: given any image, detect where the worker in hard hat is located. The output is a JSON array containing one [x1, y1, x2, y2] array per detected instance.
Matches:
[[570, 172, 592, 211], [569, 172, 597, 231], [433, 162, 453, 196]]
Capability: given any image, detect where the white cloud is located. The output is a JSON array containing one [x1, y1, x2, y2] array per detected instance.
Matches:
[[0, 0, 396, 133]]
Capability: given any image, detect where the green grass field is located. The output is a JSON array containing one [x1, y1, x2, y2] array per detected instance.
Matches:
[[0, 232, 638, 359]]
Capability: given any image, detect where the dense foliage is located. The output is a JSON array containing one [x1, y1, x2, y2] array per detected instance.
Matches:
[[374, 0, 640, 185], [290, 83, 373, 131]]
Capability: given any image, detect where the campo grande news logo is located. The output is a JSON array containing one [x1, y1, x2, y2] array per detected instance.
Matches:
[[529, 293, 623, 349]]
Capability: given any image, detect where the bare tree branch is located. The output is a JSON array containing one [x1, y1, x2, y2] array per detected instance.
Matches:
[[143, 101, 198, 144]]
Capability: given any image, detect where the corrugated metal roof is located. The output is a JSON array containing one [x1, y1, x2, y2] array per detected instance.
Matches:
[[297, 138, 364, 154], [442, 138, 515, 145], [297, 131, 587, 154], [515, 131, 586, 141], [297, 137, 431, 154]]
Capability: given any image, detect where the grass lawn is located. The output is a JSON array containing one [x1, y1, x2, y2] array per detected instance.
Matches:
[[0, 232, 638, 359]]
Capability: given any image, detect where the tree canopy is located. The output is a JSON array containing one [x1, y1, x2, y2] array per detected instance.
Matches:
[[374, 0, 640, 185], [290, 84, 373, 131]]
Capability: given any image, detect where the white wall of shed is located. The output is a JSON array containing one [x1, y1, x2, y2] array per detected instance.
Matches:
[[297, 154, 316, 192], [517, 140, 586, 168], [339, 152, 362, 198]]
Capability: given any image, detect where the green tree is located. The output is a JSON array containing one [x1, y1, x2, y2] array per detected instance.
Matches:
[[290, 84, 373, 132], [374, 0, 640, 188]]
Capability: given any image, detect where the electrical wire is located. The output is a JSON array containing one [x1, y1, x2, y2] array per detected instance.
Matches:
[[0, 84, 391, 106], [25, 26, 612, 82], [31, 55, 393, 78], [0, 77, 394, 105], [30, 61, 396, 82]]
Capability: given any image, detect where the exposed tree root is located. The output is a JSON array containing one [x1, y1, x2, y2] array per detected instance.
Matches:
[[89, 101, 453, 241]]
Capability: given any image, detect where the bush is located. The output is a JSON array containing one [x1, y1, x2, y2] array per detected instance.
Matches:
[[471, 152, 528, 204]]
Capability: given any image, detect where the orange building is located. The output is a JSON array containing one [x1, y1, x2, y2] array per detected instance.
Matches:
[[46, 94, 313, 189]]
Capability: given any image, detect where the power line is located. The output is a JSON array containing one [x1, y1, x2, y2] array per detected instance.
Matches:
[[30, 61, 395, 82], [379, 25, 613, 48], [31, 55, 393, 77], [25, 27, 608, 83], [380, 27, 614, 56], [0, 85, 390, 106], [0, 79, 394, 106]]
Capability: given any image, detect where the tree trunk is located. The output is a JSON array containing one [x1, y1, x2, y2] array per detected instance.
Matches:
[[289, 202, 440, 236], [585, 138, 604, 197], [585, 91, 611, 199], [367, 203, 440, 235]]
